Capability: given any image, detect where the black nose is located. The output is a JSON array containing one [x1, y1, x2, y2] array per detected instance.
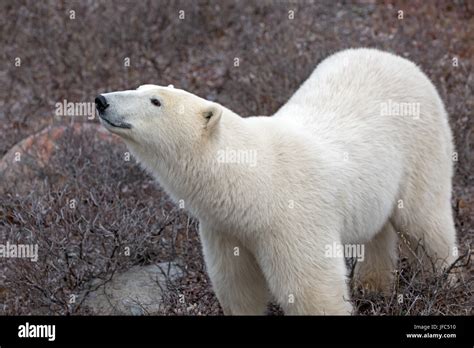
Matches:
[[95, 95, 109, 114]]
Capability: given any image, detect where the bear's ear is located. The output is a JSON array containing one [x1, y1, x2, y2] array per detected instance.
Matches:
[[202, 103, 222, 131]]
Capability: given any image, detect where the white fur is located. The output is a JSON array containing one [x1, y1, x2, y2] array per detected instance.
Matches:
[[99, 48, 457, 315]]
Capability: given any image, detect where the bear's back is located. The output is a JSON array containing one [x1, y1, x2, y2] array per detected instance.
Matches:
[[273, 48, 451, 166]]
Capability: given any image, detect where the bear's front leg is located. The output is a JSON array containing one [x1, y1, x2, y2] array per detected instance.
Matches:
[[256, 232, 353, 315], [199, 223, 270, 315]]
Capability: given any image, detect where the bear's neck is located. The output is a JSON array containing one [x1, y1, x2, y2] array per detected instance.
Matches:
[[148, 110, 275, 231]]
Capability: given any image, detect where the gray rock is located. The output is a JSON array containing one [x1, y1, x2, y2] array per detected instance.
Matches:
[[81, 262, 182, 315]]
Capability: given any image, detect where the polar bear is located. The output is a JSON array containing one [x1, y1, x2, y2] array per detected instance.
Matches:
[[95, 48, 457, 315]]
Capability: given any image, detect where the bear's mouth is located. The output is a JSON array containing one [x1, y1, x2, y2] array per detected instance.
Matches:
[[99, 114, 132, 129]]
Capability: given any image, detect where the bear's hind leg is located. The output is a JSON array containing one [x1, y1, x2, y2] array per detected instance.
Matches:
[[353, 221, 398, 294], [394, 200, 458, 273], [199, 224, 270, 315]]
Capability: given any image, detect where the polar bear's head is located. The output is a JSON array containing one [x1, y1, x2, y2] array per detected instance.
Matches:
[[95, 84, 223, 160]]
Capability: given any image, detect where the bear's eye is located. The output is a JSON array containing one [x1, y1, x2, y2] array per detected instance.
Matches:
[[150, 98, 161, 107]]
